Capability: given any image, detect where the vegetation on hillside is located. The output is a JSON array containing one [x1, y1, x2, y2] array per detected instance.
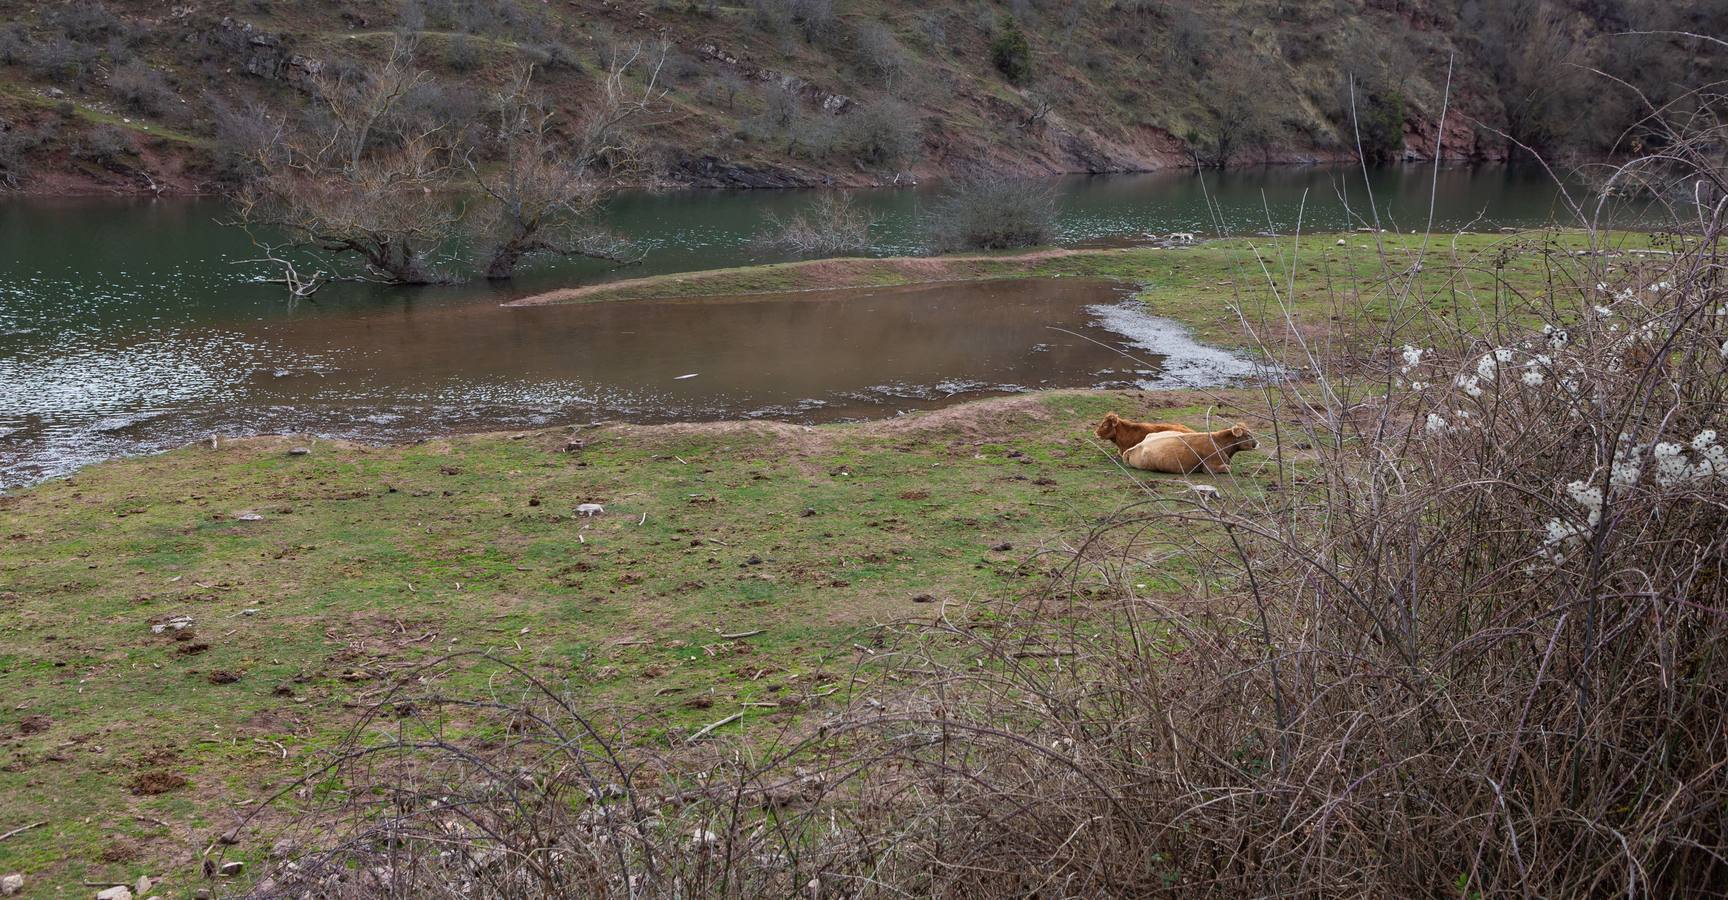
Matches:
[[0, 0, 1721, 194]]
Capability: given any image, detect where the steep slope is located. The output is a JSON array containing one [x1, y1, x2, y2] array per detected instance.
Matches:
[[0, 0, 1719, 194]]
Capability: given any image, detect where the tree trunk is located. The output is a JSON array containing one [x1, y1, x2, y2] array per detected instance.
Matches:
[[484, 242, 525, 280]]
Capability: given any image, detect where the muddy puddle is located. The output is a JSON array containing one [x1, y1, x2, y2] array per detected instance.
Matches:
[[0, 278, 1263, 486]]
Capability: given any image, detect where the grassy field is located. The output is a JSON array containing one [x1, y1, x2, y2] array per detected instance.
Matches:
[[0, 386, 1279, 894], [0, 228, 1678, 894]]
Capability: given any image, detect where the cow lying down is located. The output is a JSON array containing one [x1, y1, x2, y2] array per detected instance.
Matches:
[[1121, 423, 1259, 475]]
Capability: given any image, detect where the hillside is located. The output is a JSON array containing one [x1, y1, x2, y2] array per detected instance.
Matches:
[[0, 0, 1720, 194]]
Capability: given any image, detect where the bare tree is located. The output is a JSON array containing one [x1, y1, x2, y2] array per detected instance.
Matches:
[[235, 39, 467, 285], [471, 49, 663, 280], [1199, 65, 1281, 167]]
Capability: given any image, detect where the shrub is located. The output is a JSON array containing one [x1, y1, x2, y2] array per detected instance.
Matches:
[[414, 0, 553, 40], [442, 34, 483, 72], [390, 80, 485, 137], [840, 98, 920, 167], [45, 0, 125, 43], [849, 21, 906, 85], [72, 124, 133, 166], [523, 41, 582, 72], [26, 37, 100, 83], [990, 15, 1031, 84], [1357, 89, 1407, 160], [208, 96, 274, 183], [758, 191, 875, 254], [917, 10, 949, 51], [924, 174, 1056, 251], [748, 0, 840, 44], [0, 124, 42, 188], [743, 83, 836, 158], [0, 22, 31, 65], [109, 60, 175, 116]]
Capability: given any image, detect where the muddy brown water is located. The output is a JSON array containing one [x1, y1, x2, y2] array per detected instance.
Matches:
[[0, 278, 1261, 486]]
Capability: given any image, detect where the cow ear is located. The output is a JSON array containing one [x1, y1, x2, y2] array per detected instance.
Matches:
[[1232, 422, 1248, 436]]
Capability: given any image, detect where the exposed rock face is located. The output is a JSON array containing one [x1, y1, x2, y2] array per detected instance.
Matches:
[[213, 17, 321, 90], [663, 152, 818, 189]]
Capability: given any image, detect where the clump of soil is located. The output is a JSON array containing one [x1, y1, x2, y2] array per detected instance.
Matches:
[[207, 670, 241, 684], [100, 839, 142, 863], [129, 771, 189, 795], [17, 714, 51, 735]]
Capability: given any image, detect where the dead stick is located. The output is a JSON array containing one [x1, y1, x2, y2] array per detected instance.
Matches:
[[0, 821, 44, 842], [686, 711, 744, 743]]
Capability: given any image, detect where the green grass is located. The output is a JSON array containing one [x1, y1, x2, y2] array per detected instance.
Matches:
[[0, 82, 209, 147], [0, 389, 1281, 893]]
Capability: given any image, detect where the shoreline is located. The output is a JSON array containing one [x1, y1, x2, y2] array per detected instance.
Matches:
[[502, 247, 1108, 307], [1, 156, 1530, 199]]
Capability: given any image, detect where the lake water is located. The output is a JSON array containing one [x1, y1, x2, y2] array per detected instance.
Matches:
[[0, 165, 1595, 487]]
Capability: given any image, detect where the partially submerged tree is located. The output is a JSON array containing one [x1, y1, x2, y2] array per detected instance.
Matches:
[[758, 191, 875, 255], [470, 50, 663, 280], [236, 39, 466, 284], [234, 41, 665, 287], [924, 174, 1056, 252]]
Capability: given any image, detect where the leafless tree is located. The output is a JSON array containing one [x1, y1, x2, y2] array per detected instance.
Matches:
[[235, 39, 468, 285], [757, 191, 875, 254], [471, 49, 664, 280]]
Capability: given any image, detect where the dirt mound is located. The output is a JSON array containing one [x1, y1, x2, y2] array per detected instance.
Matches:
[[505, 249, 1108, 308], [601, 391, 1092, 449]]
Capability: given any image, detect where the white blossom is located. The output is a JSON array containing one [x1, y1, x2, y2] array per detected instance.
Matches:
[[1476, 354, 1499, 380], [1610, 438, 1643, 490], [1425, 413, 1449, 434], [1455, 375, 1483, 397], [1566, 480, 1604, 527], [1521, 368, 1545, 386], [1701, 444, 1728, 482], [1654, 442, 1688, 487], [1543, 518, 1581, 544], [1399, 344, 1424, 373]]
